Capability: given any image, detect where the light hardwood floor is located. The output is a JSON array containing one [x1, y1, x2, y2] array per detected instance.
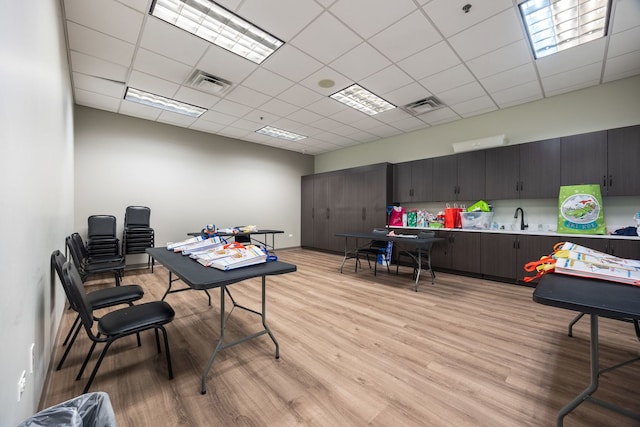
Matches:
[[42, 249, 640, 426]]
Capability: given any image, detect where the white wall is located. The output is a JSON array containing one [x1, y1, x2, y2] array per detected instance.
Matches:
[[314, 75, 640, 173], [74, 106, 314, 259], [0, 1, 75, 425]]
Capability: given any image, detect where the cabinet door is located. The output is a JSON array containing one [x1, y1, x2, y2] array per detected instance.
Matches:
[[363, 166, 389, 231], [607, 125, 640, 196], [567, 237, 609, 254], [485, 146, 519, 200], [450, 232, 482, 274], [516, 235, 563, 284], [481, 233, 518, 279], [560, 131, 607, 187], [432, 155, 458, 202], [608, 239, 640, 259], [411, 158, 433, 202], [519, 138, 561, 199], [392, 162, 413, 203], [456, 151, 485, 202], [301, 175, 314, 247], [313, 173, 344, 252], [430, 231, 451, 270], [343, 171, 365, 234], [327, 173, 345, 252]]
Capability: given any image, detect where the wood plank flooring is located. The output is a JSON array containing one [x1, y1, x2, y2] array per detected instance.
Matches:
[[42, 249, 640, 426]]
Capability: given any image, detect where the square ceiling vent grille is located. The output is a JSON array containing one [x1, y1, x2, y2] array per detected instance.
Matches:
[[403, 96, 445, 115], [188, 70, 232, 96]]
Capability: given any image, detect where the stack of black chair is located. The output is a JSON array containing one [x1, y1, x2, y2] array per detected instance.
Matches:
[[86, 215, 120, 258], [122, 206, 155, 271]]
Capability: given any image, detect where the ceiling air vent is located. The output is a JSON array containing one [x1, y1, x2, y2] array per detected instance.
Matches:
[[403, 96, 445, 115], [187, 70, 232, 96]]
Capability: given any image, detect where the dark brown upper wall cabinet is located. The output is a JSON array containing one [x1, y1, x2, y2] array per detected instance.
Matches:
[[560, 130, 607, 187], [519, 138, 561, 199], [392, 158, 433, 203], [432, 151, 485, 202], [607, 125, 640, 196]]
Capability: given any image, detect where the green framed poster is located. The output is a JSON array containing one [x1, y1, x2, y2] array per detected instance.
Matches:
[[557, 184, 605, 234]]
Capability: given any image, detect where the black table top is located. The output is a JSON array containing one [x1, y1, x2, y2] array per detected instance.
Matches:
[[534, 273, 640, 320], [147, 247, 296, 290], [187, 229, 284, 237], [335, 232, 443, 245]]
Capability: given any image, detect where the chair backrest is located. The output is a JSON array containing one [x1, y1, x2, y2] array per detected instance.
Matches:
[[88, 215, 117, 238], [71, 233, 90, 259], [417, 230, 436, 250], [370, 228, 389, 249], [125, 206, 151, 228], [65, 235, 85, 270], [51, 250, 80, 312], [62, 261, 96, 336]]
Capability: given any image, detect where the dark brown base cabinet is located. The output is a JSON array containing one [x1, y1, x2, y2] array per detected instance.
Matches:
[[430, 231, 482, 275]]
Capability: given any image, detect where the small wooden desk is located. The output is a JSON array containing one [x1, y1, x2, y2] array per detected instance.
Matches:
[[534, 273, 640, 426], [147, 247, 296, 394]]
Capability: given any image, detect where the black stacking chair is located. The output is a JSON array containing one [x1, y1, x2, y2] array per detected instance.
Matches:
[[51, 250, 144, 371], [62, 261, 175, 393], [87, 215, 120, 257], [122, 206, 155, 271], [233, 226, 252, 245], [355, 228, 390, 275], [395, 230, 436, 282], [66, 234, 125, 286]]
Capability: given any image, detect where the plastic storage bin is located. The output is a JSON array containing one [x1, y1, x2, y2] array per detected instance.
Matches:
[[460, 212, 494, 230]]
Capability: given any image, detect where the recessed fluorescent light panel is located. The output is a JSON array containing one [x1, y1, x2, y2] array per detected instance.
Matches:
[[330, 84, 395, 116], [124, 87, 207, 117], [150, 0, 284, 64], [519, 0, 611, 59], [256, 126, 306, 142]]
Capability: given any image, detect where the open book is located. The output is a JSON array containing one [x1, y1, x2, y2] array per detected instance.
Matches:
[[197, 244, 267, 270], [553, 242, 640, 286]]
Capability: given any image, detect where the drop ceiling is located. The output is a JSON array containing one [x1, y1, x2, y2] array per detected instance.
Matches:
[[62, 0, 640, 155]]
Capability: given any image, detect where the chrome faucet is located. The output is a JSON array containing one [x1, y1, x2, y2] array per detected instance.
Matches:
[[514, 207, 528, 230]]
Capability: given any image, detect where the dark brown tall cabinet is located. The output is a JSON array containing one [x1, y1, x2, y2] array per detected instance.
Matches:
[[301, 163, 391, 252]]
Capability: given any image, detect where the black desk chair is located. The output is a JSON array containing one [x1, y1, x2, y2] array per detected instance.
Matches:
[[395, 230, 436, 282], [66, 234, 125, 286], [51, 250, 144, 371], [355, 228, 390, 275], [62, 261, 175, 393]]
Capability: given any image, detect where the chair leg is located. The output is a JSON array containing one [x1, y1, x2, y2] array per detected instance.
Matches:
[[57, 321, 82, 370], [77, 340, 99, 380], [83, 340, 114, 393], [62, 315, 80, 346], [160, 326, 173, 380], [155, 329, 161, 353]]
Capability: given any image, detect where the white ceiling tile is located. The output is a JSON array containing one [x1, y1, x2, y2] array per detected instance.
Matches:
[[491, 80, 543, 108], [224, 85, 271, 108], [309, 117, 343, 131], [466, 40, 533, 79], [219, 126, 253, 139], [419, 64, 475, 94], [128, 70, 180, 97], [70, 51, 129, 82], [210, 99, 253, 117], [261, 44, 323, 82], [74, 88, 121, 111], [226, 119, 261, 132], [242, 110, 282, 126], [450, 95, 497, 118], [329, 42, 391, 82], [424, 0, 513, 38], [121, 0, 148, 13], [237, 0, 323, 40], [132, 48, 192, 84], [382, 82, 432, 106], [329, 0, 417, 39], [287, 109, 323, 124], [541, 62, 603, 94], [607, 26, 640, 58], [448, 8, 524, 61], [387, 116, 428, 132], [368, 10, 442, 62], [173, 86, 220, 109], [361, 65, 413, 97], [419, 107, 460, 126], [305, 97, 348, 116], [536, 39, 606, 77], [398, 41, 461, 81], [372, 107, 413, 124], [329, 106, 372, 124], [197, 46, 259, 83], [299, 67, 351, 96], [73, 72, 125, 98], [140, 18, 209, 66], [199, 110, 239, 126], [241, 68, 294, 97], [67, 22, 135, 66], [437, 81, 487, 105], [290, 12, 362, 64], [259, 98, 300, 116], [277, 84, 324, 108], [603, 50, 640, 82], [480, 63, 538, 93], [64, 0, 144, 43], [157, 111, 197, 127], [610, 0, 640, 33], [190, 119, 226, 134]]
